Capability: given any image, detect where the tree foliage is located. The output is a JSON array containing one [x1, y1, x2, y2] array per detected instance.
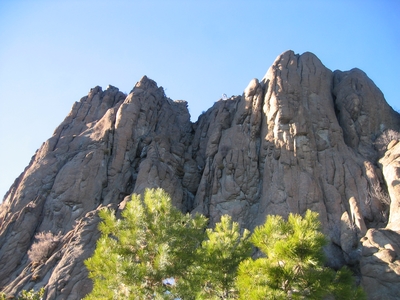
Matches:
[[178, 215, 252, 299], [84, 189, 365, 299], [236, 210, 366, 300], [85, 188, 208, 299]]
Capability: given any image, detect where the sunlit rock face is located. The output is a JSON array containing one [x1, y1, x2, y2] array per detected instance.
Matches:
[[1, 51, 399, 299]]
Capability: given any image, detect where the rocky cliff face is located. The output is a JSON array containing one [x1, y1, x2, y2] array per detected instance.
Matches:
[[1, 50, 399, 299]]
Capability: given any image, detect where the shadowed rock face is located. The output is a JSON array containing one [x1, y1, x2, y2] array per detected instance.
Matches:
[[1, 51, 399, 299]]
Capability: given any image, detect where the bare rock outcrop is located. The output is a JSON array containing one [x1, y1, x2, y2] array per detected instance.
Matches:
[[333, 68, 400, 160], [1, 51, 399, 299], [0, 77, 195, 298], [358, 139, 400, 299], [379, 141, 400, 230]]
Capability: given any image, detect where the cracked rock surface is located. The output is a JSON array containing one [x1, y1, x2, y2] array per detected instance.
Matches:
[[1, 51, 400, 299]]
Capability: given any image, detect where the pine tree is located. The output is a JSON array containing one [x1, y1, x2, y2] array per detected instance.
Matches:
[[85, 192, 365, 300], [84, 188, 208, 299], [178, 215, 252, 299], [236, 210, 366, 300]]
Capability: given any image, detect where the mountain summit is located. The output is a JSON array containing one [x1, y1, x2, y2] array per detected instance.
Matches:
[[1, 51, 399, 299]]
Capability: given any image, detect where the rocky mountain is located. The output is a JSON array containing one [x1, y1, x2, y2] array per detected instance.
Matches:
[[1, 50, 399, 299]]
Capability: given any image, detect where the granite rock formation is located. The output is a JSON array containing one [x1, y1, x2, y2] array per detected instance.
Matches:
[[1, 51, 399, 299]]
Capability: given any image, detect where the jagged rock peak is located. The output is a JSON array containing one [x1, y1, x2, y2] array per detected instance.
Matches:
[[1, 51, 400, 299], [130, 75, 162, 93]]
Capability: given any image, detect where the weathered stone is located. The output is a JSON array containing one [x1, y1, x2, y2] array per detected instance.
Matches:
[[357, 138, 400, 299], [360, 228, 400, 300], [0, 77, 195, 299], [333, 68, 400, 161], [1, 51, 399, 299], [379, 141, 400, 230]]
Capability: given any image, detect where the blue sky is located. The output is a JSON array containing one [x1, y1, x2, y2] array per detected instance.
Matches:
[[0, 0, 399, 200]]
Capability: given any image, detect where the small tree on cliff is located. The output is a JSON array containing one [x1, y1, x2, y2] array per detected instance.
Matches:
[[236, 210, 366, 300], [84, 188, 208, 299]]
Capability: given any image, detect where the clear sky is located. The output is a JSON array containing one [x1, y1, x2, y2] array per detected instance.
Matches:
[[0, 0, 399, 200]]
